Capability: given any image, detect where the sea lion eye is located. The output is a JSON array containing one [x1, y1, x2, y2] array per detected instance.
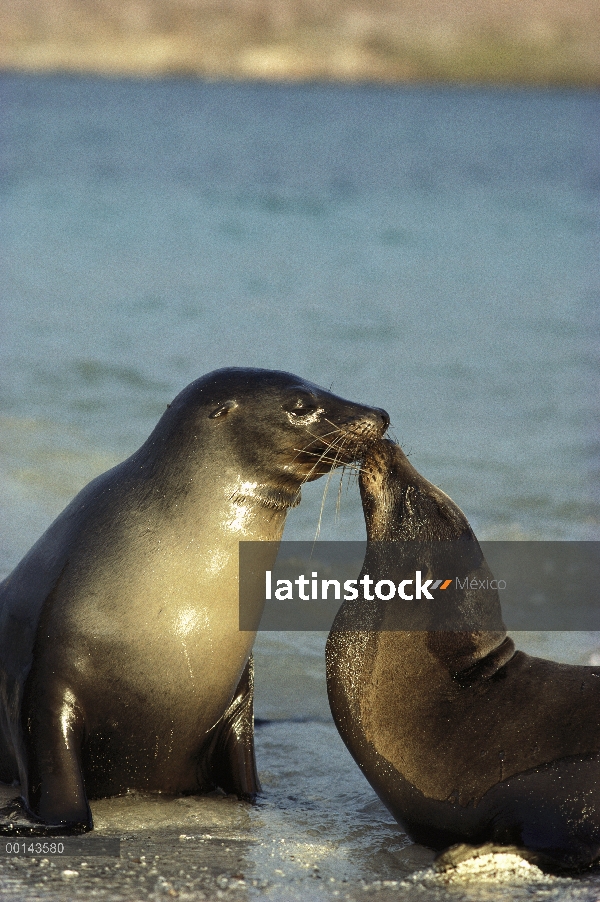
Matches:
[[282, 396, 318, 417], [209, 400, 237, 419]]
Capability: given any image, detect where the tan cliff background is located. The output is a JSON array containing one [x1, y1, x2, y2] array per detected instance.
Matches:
[[0, 0, 599, 84]]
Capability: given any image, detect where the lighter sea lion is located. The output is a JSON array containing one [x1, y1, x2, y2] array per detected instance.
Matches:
[[326, 438, 600, 870], [0, 367, 389, 833]]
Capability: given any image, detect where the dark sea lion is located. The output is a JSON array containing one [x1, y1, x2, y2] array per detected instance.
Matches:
[[0, 367, 389, 834], [326, 438, 600, 870]]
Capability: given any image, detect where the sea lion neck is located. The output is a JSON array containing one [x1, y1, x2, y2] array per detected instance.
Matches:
[[229, 483, 301, 512], [359, 439, 510, 679]]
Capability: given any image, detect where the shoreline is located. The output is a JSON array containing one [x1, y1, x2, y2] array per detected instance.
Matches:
[[1, 31, 598, 86]]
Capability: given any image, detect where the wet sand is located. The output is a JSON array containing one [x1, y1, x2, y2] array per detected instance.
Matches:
[[2, 723, 600, 902]]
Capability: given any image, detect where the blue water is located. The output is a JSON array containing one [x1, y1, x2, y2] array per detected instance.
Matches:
[[1, 76, 599, 544], [0, 74, 599, 897]]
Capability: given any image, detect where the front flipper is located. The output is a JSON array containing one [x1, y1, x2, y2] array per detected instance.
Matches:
[[435, 842, 568, 875], [199, 655, 261, 799], [0, 797, 89, 836], [19, 680, 92, 834]]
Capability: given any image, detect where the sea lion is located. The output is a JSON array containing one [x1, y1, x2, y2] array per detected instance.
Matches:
[[326, 438, 600, 870], [0, 367, 389, 834]]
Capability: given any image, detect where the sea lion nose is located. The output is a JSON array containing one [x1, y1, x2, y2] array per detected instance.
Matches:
[[365, 407, 390, 434], [377, 408, 391, 432], [346, 406, 389, 437]]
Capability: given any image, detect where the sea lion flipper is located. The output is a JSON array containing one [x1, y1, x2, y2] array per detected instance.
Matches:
[[200, 655, 261, 800], [435, 842, 542, 870], [434, 841, 566, 874], [0, 796, 89, 836], [21, 682, 92, 833]]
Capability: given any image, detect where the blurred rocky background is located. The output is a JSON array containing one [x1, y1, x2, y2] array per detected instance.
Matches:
[[0, 0, 598, 84]]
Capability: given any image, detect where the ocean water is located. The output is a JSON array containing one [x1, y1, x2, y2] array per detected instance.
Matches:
[[0, 74, 599, 899]]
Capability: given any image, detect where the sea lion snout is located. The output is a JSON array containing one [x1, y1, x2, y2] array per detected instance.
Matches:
[[361, 439, 415, 485], [358, 439, 411, 539], [335, 406, 390, 451], [277, 387, 389, 481], [352, 406, 390, 434], [359, 440, 472, 542]]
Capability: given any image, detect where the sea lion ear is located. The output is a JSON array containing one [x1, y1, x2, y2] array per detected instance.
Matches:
[[209, 400, 237, 419]]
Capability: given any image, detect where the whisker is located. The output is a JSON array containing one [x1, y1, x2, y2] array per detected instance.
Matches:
[[292, 426, 346, 458], [303, 430, 347, 453], [286, 428, 346, 467], [302, 429, 346, 448], [321, 419, 349, 439], [299, 435, 349, 485], [287, 417, 386, 540], [335, 468, 345, 521], [293, 435, 346, 455], [313, 474, 331, 543], [301, 452, 341, 485], [312, 446, 343, 544], [321, 416, 379, 457], [293, 446, 349, 464], [298, 449, 370, 480], [345, 468, 360, 489]]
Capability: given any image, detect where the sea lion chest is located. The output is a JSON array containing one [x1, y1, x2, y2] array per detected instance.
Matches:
[[31, 478, 284, 764]]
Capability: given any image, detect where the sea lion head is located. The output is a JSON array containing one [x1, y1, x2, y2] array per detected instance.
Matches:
[[143, 368, 390, 511], [358, 438, 508, 671], [359, 438, 474, 542]]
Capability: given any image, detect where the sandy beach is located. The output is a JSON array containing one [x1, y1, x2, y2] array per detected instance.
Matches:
[[0, 0, 599, 84]]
